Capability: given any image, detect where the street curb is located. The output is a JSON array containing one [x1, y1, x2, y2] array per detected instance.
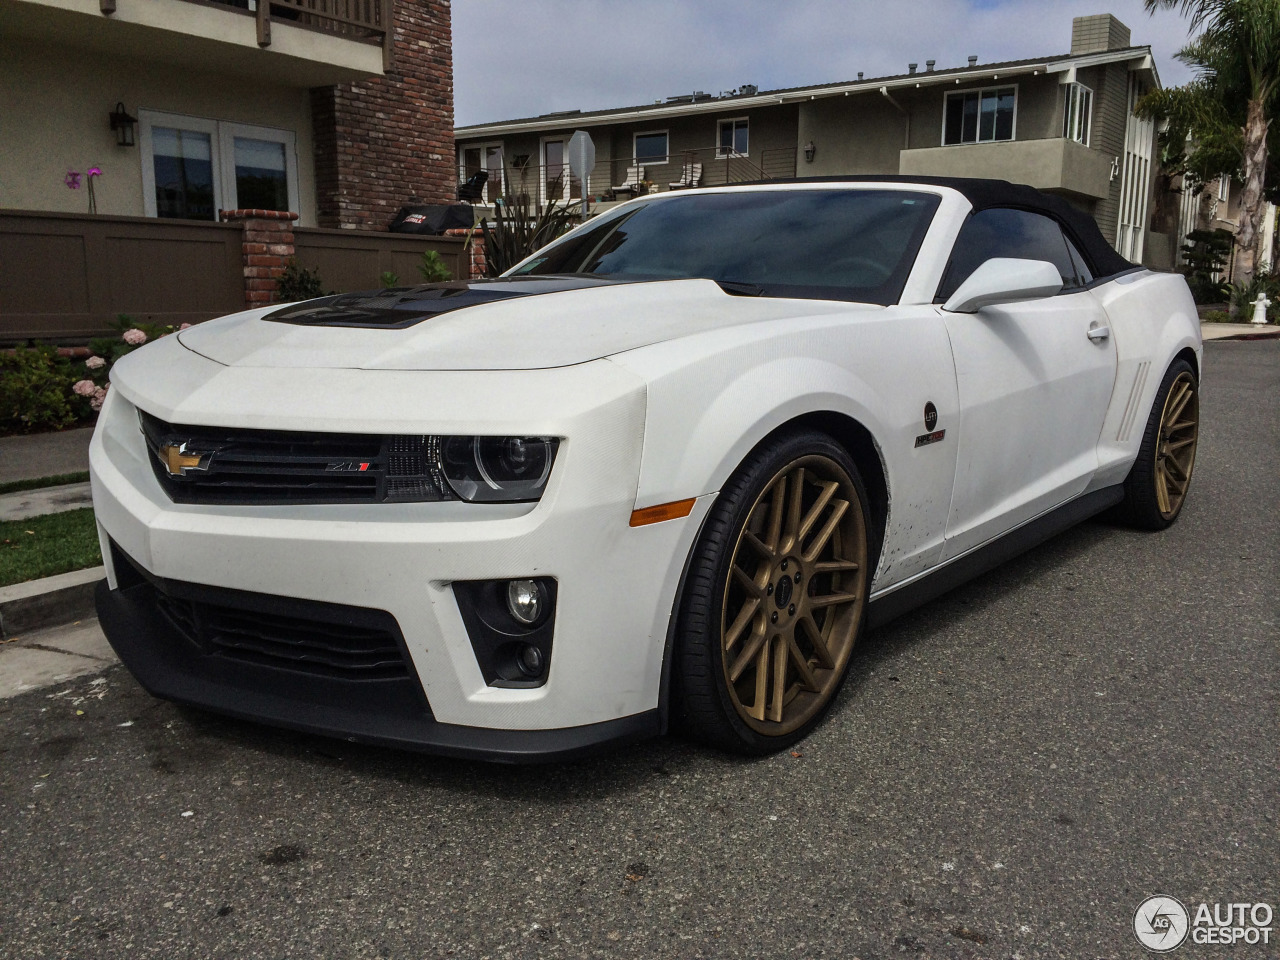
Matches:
[[0, 566, 104, 640]]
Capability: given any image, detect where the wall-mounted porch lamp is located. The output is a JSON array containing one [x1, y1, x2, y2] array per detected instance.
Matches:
[[109, 102, 137, 147], [803, 141, 816, 163]]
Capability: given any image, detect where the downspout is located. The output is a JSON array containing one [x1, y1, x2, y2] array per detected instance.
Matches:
[[880, 86, 911, 150]]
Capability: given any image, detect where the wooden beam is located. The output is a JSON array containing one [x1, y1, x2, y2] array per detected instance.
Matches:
[[257, 0, 271, 47]]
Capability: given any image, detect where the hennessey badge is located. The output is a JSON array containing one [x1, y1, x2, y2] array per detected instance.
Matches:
[[914, 430, 946, 448]]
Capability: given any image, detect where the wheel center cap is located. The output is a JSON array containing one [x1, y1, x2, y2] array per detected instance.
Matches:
[[774, 574, 793, 609]]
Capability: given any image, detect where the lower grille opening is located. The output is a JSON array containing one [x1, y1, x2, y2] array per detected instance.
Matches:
[[118, 545, 413, 682]]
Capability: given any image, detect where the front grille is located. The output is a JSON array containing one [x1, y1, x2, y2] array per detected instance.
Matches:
[[139, 411, 453, 505], [115, 545, 413, 681]]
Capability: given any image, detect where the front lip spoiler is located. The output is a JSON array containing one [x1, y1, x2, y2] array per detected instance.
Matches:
[[94, 575, 660, 764]]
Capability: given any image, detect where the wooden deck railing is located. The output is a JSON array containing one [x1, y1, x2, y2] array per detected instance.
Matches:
[[97, 0, 395, 70]]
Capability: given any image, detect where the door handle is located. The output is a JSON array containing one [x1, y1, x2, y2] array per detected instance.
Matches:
[[1087, 323, 1111, 343]]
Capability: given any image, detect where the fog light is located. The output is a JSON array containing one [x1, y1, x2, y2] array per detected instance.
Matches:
[[506, 578, 545, 626], [517, 643, 544, 677]]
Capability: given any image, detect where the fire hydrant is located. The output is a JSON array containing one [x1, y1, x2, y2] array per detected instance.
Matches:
[[1251, 293, 1272, 325]]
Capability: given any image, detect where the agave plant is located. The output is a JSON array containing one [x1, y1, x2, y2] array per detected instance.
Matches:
[[480, 170, 584, 277]]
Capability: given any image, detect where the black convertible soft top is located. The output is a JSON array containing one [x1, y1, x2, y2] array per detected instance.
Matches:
[[733, 175, 1135, 280]]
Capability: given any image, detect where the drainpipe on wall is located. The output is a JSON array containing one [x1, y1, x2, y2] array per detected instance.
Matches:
[[880, 87, 911, 150]]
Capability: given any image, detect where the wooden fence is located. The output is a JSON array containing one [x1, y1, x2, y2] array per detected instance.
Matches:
[[0, 210, 470, 344]]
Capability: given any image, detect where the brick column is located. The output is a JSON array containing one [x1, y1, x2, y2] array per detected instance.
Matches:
[[310, 0, 455, 229], [444, 229, 485, 279], [219, 209, 299, 307]]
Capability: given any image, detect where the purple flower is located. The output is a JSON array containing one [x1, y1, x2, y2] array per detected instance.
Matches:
[[87, 167, 102, 177], [64, 171, 81, 190], [85, 355, 105, 370], [73, 379, 97, 397], [122, 328, 147, 345]]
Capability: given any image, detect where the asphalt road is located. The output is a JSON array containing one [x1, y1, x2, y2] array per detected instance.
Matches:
[[1, 341, 1276, 960]]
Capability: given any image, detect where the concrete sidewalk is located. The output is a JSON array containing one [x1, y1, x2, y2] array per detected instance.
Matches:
[[0, 426, 93, 484], [0, 481, 92, 521], [1200, 322, 1280, 340], [0, 616, 117, 698]]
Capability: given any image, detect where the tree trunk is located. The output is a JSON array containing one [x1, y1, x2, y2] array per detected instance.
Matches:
[[1234, 97, 1271, 295]]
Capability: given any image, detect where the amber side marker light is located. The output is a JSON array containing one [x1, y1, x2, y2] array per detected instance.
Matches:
[[629, 498, 697, 527]]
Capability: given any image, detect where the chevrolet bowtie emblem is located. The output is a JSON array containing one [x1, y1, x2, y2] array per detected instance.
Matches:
[[158, 442, 209, 477]]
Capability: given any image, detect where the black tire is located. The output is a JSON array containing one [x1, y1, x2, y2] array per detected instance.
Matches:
[[673, 430, 871, 755], [1114, 358, 1199, 530]]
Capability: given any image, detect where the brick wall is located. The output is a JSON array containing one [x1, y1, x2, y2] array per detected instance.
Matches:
[[311, 0, 455, 230], [220, 209, 298, 307]]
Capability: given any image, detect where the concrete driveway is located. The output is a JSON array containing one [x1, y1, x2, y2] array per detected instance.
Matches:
[[0, 341, 1275, 959]]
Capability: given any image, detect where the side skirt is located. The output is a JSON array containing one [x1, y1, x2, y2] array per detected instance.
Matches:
[[866, 484, 1125, 629]]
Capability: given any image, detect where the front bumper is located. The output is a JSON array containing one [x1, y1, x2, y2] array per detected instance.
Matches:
[[91, 342, 711, 758]]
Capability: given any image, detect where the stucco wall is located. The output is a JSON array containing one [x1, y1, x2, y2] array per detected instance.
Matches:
[[0, 37, 317, 223]]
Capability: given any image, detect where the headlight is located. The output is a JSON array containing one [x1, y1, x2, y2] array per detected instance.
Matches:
[[440, 436, 559, 502]]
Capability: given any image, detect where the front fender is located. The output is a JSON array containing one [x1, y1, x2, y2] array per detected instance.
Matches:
[[608, 307, 959, 589]]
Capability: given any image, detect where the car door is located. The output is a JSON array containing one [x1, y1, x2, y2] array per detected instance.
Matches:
[[938, 208, 1117, 560]]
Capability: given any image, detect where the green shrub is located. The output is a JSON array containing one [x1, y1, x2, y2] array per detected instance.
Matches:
[[0, 345, 80, 434], [418, 249, 454, 283], [1201, 309, 1232, 323], [482, 171, 582, 276], [277, 259, 325, 302], [380, 271, 400, 288]]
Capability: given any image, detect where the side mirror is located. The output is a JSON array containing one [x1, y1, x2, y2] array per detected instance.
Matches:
[[943, 258, 1064, 314]]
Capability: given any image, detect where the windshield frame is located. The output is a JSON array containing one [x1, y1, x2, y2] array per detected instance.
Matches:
[[506, 185, 943, 307]]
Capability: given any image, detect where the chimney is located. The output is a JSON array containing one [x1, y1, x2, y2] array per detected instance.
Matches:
[[967, 55, 978, 67], [1071, 14, 1132, 55], [926, 59, 936, 71], [908, 63, 917, 74]]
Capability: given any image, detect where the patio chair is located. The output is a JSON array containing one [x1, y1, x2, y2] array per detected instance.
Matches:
[[668, 161, 703, 190], [457, 170, 488, 203], [612, 165, 645, 198]]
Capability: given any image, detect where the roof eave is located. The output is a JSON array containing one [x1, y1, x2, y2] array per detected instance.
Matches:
[[456, 46, 1156, 139]]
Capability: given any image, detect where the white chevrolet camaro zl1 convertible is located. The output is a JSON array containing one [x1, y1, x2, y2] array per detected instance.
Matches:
[[91, 177, 1202, 760]]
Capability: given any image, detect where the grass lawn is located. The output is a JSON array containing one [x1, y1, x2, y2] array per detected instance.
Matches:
[[0, 508, 101, 587], [0, 471, 90, 496]]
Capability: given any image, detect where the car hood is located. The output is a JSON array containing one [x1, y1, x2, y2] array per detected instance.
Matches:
[[177, 277, 871, 371]]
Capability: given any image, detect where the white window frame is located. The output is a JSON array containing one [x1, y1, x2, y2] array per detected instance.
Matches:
[[941, 84, 1019, 146], [460, 141, 504, 204], [540, 136, 573, 204], [633, 129, 670, 166], [1062, 82, 1093, 146], [219, 120, 300, 215], [1217, 175, 1231, 202], [138, 111, 222, 219], [138, 109, 299, 220], [716, 117, 749, 158]]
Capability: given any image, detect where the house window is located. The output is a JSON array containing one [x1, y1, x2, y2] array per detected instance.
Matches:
[[1217, 175, 1230, 202], [717, 118, 749, 158], [634, 131, 669, 165], [1063, 82, 1093, 145], [943, 86, 1016, 145], [139, 110, 299, 221], [460, 143, 504, 203]]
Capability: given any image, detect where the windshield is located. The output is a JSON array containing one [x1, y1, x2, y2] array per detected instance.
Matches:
[[509, 188, 940, 305]]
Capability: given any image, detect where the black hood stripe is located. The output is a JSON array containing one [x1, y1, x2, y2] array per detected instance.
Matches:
[[265, 276, 631, 329]]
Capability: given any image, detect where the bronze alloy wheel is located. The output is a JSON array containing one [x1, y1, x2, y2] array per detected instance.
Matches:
[[718, 455, 869, 736], [1154, 371, 1199, 520]]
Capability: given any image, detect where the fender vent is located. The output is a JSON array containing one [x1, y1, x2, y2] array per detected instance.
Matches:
[[1116, 361, 1151, 443]]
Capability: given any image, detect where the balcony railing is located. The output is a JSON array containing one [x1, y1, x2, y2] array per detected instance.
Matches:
[[98, 0, 394, 69], [463, 147, 799, 207]]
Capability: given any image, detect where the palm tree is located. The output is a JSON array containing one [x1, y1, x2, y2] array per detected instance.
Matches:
[[1143, 0, 1280, 285]]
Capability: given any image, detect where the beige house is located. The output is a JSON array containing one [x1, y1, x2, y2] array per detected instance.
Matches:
[[456, 13, 1170, 266], [0, 0, 455, 229]]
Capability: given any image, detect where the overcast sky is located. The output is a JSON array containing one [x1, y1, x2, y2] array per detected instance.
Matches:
[[453, 0, 1202, 127]]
